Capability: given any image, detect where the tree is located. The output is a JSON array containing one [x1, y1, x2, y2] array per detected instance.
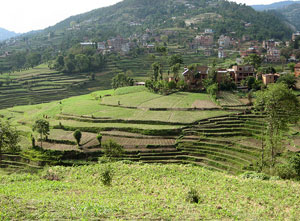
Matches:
[[254, 83, 300, 168], [170, 63, 181, 78], [75, 54, 90, 72], [207, 83, 219, 99], [26, 52, 42, 68], [33, 119, 50, 148], [244, 54, 262, 70], [151, 62, 162, 81], [276, 74, 297, 89], [73, 129, 82, 146], [0, 120, 20, 164], [241, 76, 262, 91], [168, 54, 183, 67]]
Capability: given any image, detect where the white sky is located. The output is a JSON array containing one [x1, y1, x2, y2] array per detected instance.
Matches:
[[0, 0, 287, 33]]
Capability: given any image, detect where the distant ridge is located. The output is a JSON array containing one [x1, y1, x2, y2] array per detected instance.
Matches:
[[0, 27, 18, 41], [251, 1, 300, 11]]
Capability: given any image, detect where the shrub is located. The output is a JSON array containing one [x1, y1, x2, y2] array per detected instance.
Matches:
[[102, 139, 124, 158], [168, 80, 177, 90], [73, 129, 82, 146], [101, 165, 113, 186], [186, 188, 201, 204], [275, 164, 297, 180], [97, 133, 103, 146], [241, 171, 270, 180], [289, 153, 300, 176]]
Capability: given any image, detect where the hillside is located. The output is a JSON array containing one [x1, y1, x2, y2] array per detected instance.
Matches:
[[0, 0, 292, 54], [277, 3, 300, 30], [1, 162, 300, 220], [0, 27, 18, 41], [251, 1, 300, 30]]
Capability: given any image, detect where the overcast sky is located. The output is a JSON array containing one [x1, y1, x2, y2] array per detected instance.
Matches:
[[0, 0, 287, 33]]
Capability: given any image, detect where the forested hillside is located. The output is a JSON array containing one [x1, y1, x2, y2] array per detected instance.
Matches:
[[252, 1, 300, 30]]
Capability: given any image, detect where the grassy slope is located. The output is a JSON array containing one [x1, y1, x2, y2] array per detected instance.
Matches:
[[0, 162, 299, 220]]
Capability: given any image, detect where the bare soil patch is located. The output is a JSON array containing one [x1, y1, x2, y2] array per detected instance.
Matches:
[[191, 100, 218, 109], [237, 138, 261, 149]]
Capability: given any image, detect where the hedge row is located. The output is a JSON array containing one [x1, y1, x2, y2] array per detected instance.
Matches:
[[53, 125, 182, 136]]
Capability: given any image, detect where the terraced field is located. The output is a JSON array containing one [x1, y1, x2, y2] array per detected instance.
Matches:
[[6, 85, 297, 175], [0, 86, 248, 172], [0, 64, 112, 109]]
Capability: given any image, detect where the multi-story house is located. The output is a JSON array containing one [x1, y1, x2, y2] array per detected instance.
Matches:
[[218, 35, 231, 48], [182, 66, 209, 89], [266, 48, 281, 63], [227, 65, 255, 85]]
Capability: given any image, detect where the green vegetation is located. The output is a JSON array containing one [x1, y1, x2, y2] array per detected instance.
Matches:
[[1, 163, 300, 220], [255, 83, 300, 168]]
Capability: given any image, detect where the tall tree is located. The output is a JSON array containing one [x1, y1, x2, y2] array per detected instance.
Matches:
[[254, 83, 300, 167], [33, 119, 50, 148]]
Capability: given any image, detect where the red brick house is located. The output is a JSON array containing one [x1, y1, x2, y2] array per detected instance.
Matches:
[[295, 63, 300, 78]]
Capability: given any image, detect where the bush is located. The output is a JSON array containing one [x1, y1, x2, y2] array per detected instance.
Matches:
[[276, 74, 297, 89], [186, 188, 201, 204], [102, 140, 124, 158], [101, 165, 113, 186]]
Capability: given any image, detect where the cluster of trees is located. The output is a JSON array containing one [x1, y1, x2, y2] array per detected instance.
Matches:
[[254, 83, 300, 178], [145, 79, 186, 95], [145, 54, 186, 94], [4, 51, 43, 72], [111, 72, 134, 89], [49, 46, 106, 74]]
